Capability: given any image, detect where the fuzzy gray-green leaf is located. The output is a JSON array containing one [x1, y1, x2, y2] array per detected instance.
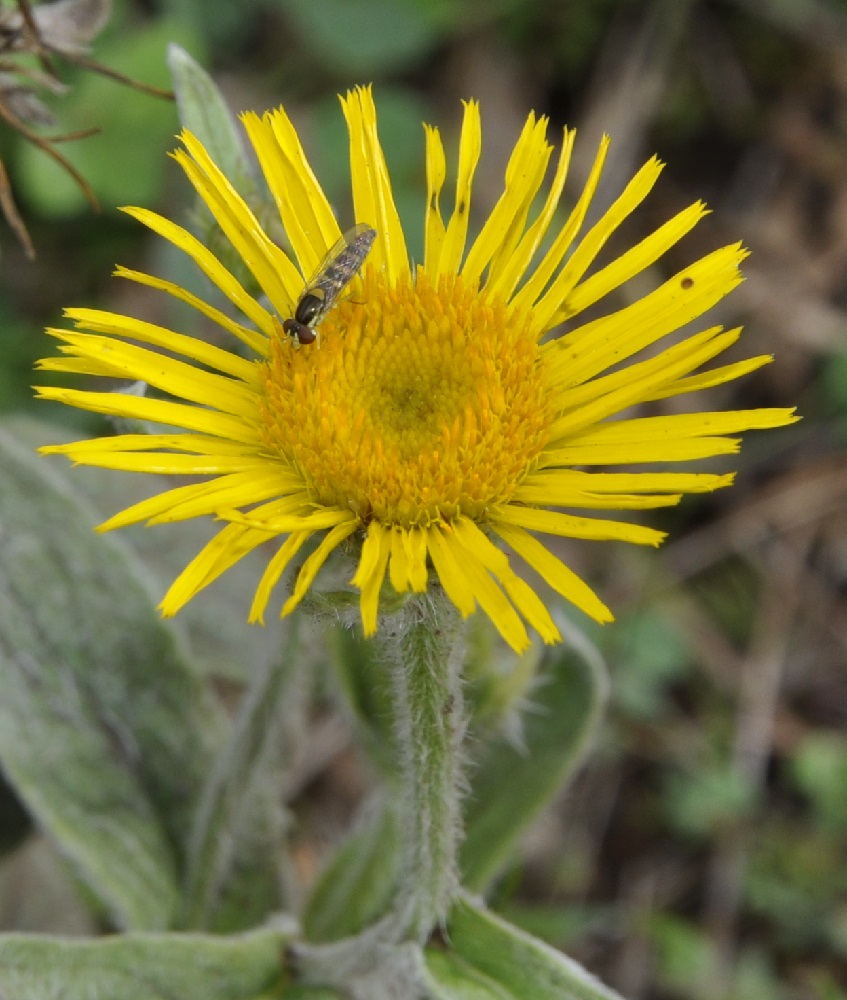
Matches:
[[426, 895, 624, 1000], [168, 43, 249, 185], [303, 795, 400, 942], [460, 628, 608, 891], [0, 427, 227, 928], [11, 416, 286, 684], [0, 927, 291, 1000]]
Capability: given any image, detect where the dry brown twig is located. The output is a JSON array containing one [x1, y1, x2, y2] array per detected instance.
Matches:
[[0, 0, 173, 259]]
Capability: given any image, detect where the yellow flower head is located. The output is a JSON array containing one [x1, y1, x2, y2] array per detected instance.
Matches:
[[36, 86, 797, 653]]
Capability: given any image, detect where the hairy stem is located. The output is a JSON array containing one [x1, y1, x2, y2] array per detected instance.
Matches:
[[378, 589, 467, 941], [293, 591, 468, 996]]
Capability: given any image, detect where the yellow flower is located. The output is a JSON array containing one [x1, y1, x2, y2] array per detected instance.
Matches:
[[35, 86, 797, 654]]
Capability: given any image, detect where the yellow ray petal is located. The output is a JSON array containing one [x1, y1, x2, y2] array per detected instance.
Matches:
[[94, 478, 250, 532], [43, 332, 257, 419], [544, 439, 740, 465], [546, 325, 741, 418], [516, 470, 734, 506], [486, 127, 575, 302], [241, 109, 341, 279], [545, 328, 752, 444], [209, 494, 313, 525], [406, 525, 429, 592], [423, 123, 447, 275], [47, 451, 271, 477], [149, 475, 303, 525], [175, 134, 301, 313], [40, 432, 260, 457], [491, 521, 613, 624], [440, 523, 530, 653], [389, 525, 411, 593], [511, 134, 610, 315], [283, 520, 360, 617], [533, 155, 665, 330], [35, 356, 119, 378], [492, 505, 666, 546], [249, 530, 313, 623], [648, 356, 774, 400], [356, 521, 392, 635], [545, 246, 749, 394], [223, 507, 357, 535], [93, 471, 300, 532], [341, 86, 408, 281], [113, 266, 267, 357], [452, 518, 560, 644], [161, 524, 276, 616], [34, 386, 261, 445], [426, 523, 476, 617], [552, 409, 800, 449], [555, 200, 709, 323], [121, 206, 277, 338], [514, 487, 683, 511], [436, 99, 481, 277], [462, 113, 553, 287], [351, 519, 385, 589]]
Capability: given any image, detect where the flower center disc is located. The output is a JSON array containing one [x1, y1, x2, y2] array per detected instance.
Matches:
[[259, 269, 551, 527]]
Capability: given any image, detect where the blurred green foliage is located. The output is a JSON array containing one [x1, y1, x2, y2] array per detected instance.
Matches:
[[608, 610, 693, 719], [16, 11, 202, 214], [274, 0, 441, 75], [0, 0, 205, 413]]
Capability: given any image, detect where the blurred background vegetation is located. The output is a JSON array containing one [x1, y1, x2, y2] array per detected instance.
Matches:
[[0, 0, 845, 998]]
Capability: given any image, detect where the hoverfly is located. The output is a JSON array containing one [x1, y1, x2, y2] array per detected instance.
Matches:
[[282, 223, 377, 346]]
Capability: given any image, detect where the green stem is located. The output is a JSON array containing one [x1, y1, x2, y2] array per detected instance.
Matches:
[[377, 589, 468, 941], [292, 591, 467, 994]]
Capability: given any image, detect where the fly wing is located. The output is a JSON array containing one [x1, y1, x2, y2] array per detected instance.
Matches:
[[304, 222, 375, 291]]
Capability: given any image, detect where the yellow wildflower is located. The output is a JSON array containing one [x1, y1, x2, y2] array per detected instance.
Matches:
[[36, 87, 797, 653]]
